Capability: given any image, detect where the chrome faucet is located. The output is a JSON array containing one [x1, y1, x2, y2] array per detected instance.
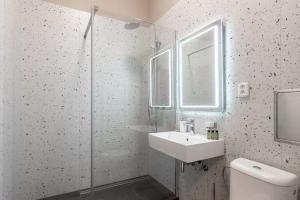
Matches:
[[185, 119, 195, 134]]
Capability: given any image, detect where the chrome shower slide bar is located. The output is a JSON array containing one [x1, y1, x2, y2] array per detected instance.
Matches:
[[83, 6, 98, 39]]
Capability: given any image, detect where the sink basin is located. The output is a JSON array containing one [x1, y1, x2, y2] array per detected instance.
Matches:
[[149, 131, 224, 163]]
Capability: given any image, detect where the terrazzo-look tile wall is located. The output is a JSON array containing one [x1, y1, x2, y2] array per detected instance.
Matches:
[[280, 0, 300, 193], [0, 0, 92, 199], [1, 1, 92, 199], [1, 0, 21, 199], [156, 0, 300, 199], [0, 0, 171, 199]]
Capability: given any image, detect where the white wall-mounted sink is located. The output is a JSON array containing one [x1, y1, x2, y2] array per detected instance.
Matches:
[[149, 131, 224, 163]]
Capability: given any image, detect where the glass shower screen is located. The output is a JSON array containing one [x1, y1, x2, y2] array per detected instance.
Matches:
[[91, 13, 176, 197]]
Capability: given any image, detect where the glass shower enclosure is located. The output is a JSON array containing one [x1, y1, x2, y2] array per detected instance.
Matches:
[[82, 5, 177, 200]]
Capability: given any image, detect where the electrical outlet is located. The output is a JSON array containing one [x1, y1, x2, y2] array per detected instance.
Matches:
[[238, 82, 250, 98]]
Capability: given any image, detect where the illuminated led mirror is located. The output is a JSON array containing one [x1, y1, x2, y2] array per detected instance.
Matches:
[[149, 49, 173, 108], [178, 20, 224, 111]]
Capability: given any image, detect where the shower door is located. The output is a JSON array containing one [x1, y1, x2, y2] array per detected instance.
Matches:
[[90, 11, 177, 199], [92, 15, 152, 188]]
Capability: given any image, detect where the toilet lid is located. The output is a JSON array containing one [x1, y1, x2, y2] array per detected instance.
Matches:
[[231, 158, 299, 187]]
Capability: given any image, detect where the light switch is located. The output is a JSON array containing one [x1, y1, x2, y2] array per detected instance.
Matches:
[[238, 82, 250, 98]]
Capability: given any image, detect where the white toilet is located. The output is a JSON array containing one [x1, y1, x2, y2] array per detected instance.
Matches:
[[230, 158, 299, 200]]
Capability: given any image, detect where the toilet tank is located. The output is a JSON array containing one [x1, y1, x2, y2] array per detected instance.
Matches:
[[230, 158, 298, 200]]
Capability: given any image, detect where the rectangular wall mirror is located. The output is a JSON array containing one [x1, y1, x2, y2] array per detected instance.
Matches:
[[178, 19, 224, 112], [275, 89, 300, 145], [149, 49, 173, 108]]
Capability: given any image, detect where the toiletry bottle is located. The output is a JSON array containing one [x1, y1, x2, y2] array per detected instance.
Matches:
[[209, 130, 212, 140], [211, 130, 215, 140], [207, 130, 211, 140], [215, 130, 219, 140]]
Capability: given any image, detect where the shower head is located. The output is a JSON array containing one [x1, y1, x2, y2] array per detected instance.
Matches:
[[124, 18, 154, 30], [124, 22, 140, 30], [124, 18, 161, 51]]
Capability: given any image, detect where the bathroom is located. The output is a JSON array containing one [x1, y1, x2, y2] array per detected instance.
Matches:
[[0, 0, 300, 199]]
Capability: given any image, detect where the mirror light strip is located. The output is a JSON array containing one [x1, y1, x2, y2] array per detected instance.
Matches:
[[149, 49, 173, 108], [179, 24, 220, 109]]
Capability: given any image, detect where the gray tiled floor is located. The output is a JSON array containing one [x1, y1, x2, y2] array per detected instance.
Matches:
[[42, 177, 175, 200]]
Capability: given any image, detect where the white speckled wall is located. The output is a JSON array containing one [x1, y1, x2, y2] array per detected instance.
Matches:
[[6, 0, 300, 199], [1, 0, 19, 199], [0, 0, 177, 199], [280, 1, 300, 197], [155, 0, 300, 199], [1, 0, 92, 199]]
